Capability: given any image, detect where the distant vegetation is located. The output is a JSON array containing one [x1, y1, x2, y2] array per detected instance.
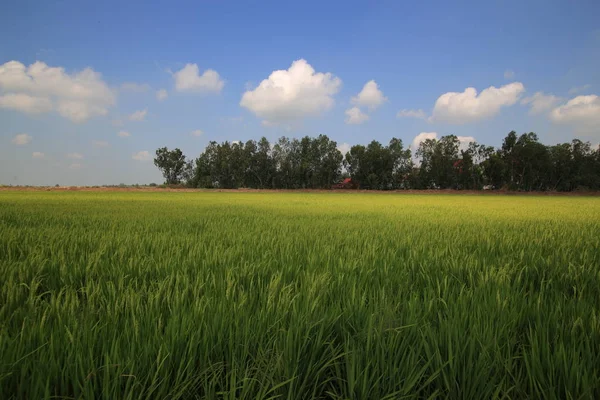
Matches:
[[1, 192, 599, 398], [154, 131, 600, 191]]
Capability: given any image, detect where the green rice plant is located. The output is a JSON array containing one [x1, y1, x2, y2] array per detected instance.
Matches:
[[0, 191, 599, 399]]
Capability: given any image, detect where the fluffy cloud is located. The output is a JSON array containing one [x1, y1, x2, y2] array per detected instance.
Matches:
[[190, 129, 203, 137], [337, 142, 351, 157], [550, 95, 600, 126], [345, 107, 369, 124], [431, 82, 525, 124], [568, 84, 591, 95], [173, 63, 224, 93], [0, 60, 115, 123], [120, 82, 150, 93], [457, 135, 476, 152], [0, 93, 52, 114], [521, 92, 561, 115], [128, 109, 147, 121], [32, 152, 44, 159], [240, 59, 341, 125], [67, 153, 83, 160], [12, 133, 32, 145], [92, 140, 109, 148], [156, 89, 168, 101], [118, 130, 131, 137], [397, 108, 427, 119], [351, 80, 387, 110], [504, 70, 515, 79], [411, 132, 438, 151], [132, 150, 151, 161]]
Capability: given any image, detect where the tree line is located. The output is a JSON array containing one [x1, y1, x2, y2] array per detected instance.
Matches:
[[153, 131, 600, 191]]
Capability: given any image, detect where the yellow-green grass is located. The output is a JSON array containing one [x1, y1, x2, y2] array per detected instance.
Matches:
[[1, 191, 599, 399]]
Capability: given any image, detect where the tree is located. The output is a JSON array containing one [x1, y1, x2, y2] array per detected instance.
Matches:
[[154, 147, 187, 185]]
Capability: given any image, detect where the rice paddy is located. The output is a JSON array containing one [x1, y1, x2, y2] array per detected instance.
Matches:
[[1, 190, 599, 399]]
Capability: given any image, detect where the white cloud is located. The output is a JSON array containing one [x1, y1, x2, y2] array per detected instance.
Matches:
[[337, 142, 351, 156], [92, 140, 109, 148], [550, 95, 600, 126], [68, 163, 82, 170], [431, 82, 525, 124], [240, 59, 341, 125], [11, 133, 32, 145], [156, 89, 168, 101], [0, 93, 52, 114], [118, 130, 131, 137], [397, 108, 427, 119], [568, 84, 591, 95], [57, 101, 109, 123], [173, 63, 224, 93], [521, 92, 561, 115], [67, 152, 83, 160], [457, 135, 476, 152], [190, 129, 203, 137], [120, 82, 151, 93], [0, 60, 115, 123], [351, 80, 387, 110], [411, 132, 438, 151], [132, 150, 151, 161], [128, 109, 147, 121], [345, 107, 369, 124], [32, 151, 44, 159], [504, 70, 515, 79]]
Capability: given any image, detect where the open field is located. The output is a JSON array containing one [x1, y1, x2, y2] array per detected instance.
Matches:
[[1, 191, 600, 399]]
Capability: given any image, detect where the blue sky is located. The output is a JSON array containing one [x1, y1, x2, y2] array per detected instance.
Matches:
[[1, 0, 599, 185]]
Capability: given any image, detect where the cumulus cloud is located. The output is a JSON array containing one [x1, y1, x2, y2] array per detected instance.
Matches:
[[156, 89, 168, 101], [568, 84, 591, 95], [337, 142, 351, 157], [128, 109, 147, 121], [431, 82, 525, 124], [190, 129, 203, 137], [457, 135, 476, 152], [32, 152, 44, 159], [351, 80, 387, 110], [550, 95, 600, 126], [397, 108, 427, 119], [67, 152, 83, 160], [345, 107, 369, 124], [132, 150, 151, 161], [521, 92, 561, 115], [118, 130, 131, 137], [120, 82, 151, 93], [92, 140, 109, 148], [411, 132, 438, 151], [68, 163, 82, 169], [12, 133, 32, 145], [504, 70, 515, 79], [173, 63, 224, 93], [0, 93, 52, 114], [240, 59, 342, 125], [0, 60, 115, 122]]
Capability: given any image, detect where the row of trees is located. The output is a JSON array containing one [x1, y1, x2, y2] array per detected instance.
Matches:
[[154, 131, 600, 191]]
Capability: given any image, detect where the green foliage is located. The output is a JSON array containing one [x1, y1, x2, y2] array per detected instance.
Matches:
[[193, 135, 343, 189], [1, 192, 600, 398], [154, 147, 188, 185], [165, 132, 600, 191]]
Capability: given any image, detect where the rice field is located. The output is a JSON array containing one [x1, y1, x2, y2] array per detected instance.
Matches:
[[1, 190, 600, 399]]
